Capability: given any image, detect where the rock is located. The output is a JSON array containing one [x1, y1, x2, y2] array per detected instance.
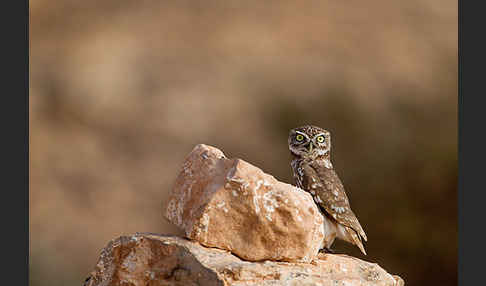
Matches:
[[164, 144, 325, 262], [85, 233, 404, 286]]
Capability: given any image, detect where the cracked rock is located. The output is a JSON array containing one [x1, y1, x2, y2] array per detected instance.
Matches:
[[85, 233, 404, 286], [164, 144, 325, 262]]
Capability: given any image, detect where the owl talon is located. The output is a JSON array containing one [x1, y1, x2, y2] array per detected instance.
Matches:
[[319, 247, 334, 254]]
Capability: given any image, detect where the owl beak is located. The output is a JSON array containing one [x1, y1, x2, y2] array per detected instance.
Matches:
[[307, 142, 313, 152]]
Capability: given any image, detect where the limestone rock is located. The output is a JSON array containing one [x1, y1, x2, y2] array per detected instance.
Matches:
[[164, 144, 325, 262], [85, 233, 404, 286]]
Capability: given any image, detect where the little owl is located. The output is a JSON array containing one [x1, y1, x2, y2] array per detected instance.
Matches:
[[288, 125, 367, 255]]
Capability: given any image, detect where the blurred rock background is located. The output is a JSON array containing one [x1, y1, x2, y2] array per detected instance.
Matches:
[[29, 1, 457, 286]]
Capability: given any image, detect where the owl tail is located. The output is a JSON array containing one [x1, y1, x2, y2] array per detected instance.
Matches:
[[345, 227, 367, 255]]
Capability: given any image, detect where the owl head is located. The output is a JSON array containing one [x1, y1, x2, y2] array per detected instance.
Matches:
[[288, 125, 331, 159]]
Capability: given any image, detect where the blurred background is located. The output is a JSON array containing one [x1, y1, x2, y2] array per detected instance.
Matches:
[[29, 1, 457, 285]]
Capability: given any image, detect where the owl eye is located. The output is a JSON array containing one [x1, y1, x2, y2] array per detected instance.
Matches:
[[316, 135, 325, 143], [296, 134, 304, 142]]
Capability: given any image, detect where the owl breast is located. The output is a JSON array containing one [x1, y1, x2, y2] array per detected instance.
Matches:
[[291, 158, 305, 189]]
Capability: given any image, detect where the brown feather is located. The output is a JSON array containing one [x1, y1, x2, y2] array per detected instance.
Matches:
[[297, 158, 368, 250], [306, 160, 367, 240], [345, 226, 367, 255]]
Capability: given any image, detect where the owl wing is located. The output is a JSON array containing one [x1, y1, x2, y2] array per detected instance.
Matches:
[[301, 161, 367, 242]]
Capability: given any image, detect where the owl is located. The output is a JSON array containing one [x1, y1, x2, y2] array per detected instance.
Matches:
[[288, 125, 368, 255]]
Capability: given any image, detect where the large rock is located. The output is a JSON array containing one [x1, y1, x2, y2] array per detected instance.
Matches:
[[164, 144, 325, 262], [84, 233, 404, 286]]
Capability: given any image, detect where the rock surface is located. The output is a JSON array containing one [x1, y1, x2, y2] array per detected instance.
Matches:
[[85, 233, 404, 286], [164, 144, 325, 262]]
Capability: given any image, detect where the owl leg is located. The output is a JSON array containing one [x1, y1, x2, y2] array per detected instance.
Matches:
[[319, 230, 336, 254]]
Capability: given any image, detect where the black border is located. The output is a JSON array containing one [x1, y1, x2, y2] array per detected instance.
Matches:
[[457, 0, 463, 283], [3, 0, 29, 285], [458, 0, 485, 285]]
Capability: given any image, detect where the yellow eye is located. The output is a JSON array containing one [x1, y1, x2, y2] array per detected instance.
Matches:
[[316, 136, 325, 143], [296, 134, 304, 141]]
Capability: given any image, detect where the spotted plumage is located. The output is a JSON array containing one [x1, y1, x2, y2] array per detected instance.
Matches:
[[288, 125, 367, 255]]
